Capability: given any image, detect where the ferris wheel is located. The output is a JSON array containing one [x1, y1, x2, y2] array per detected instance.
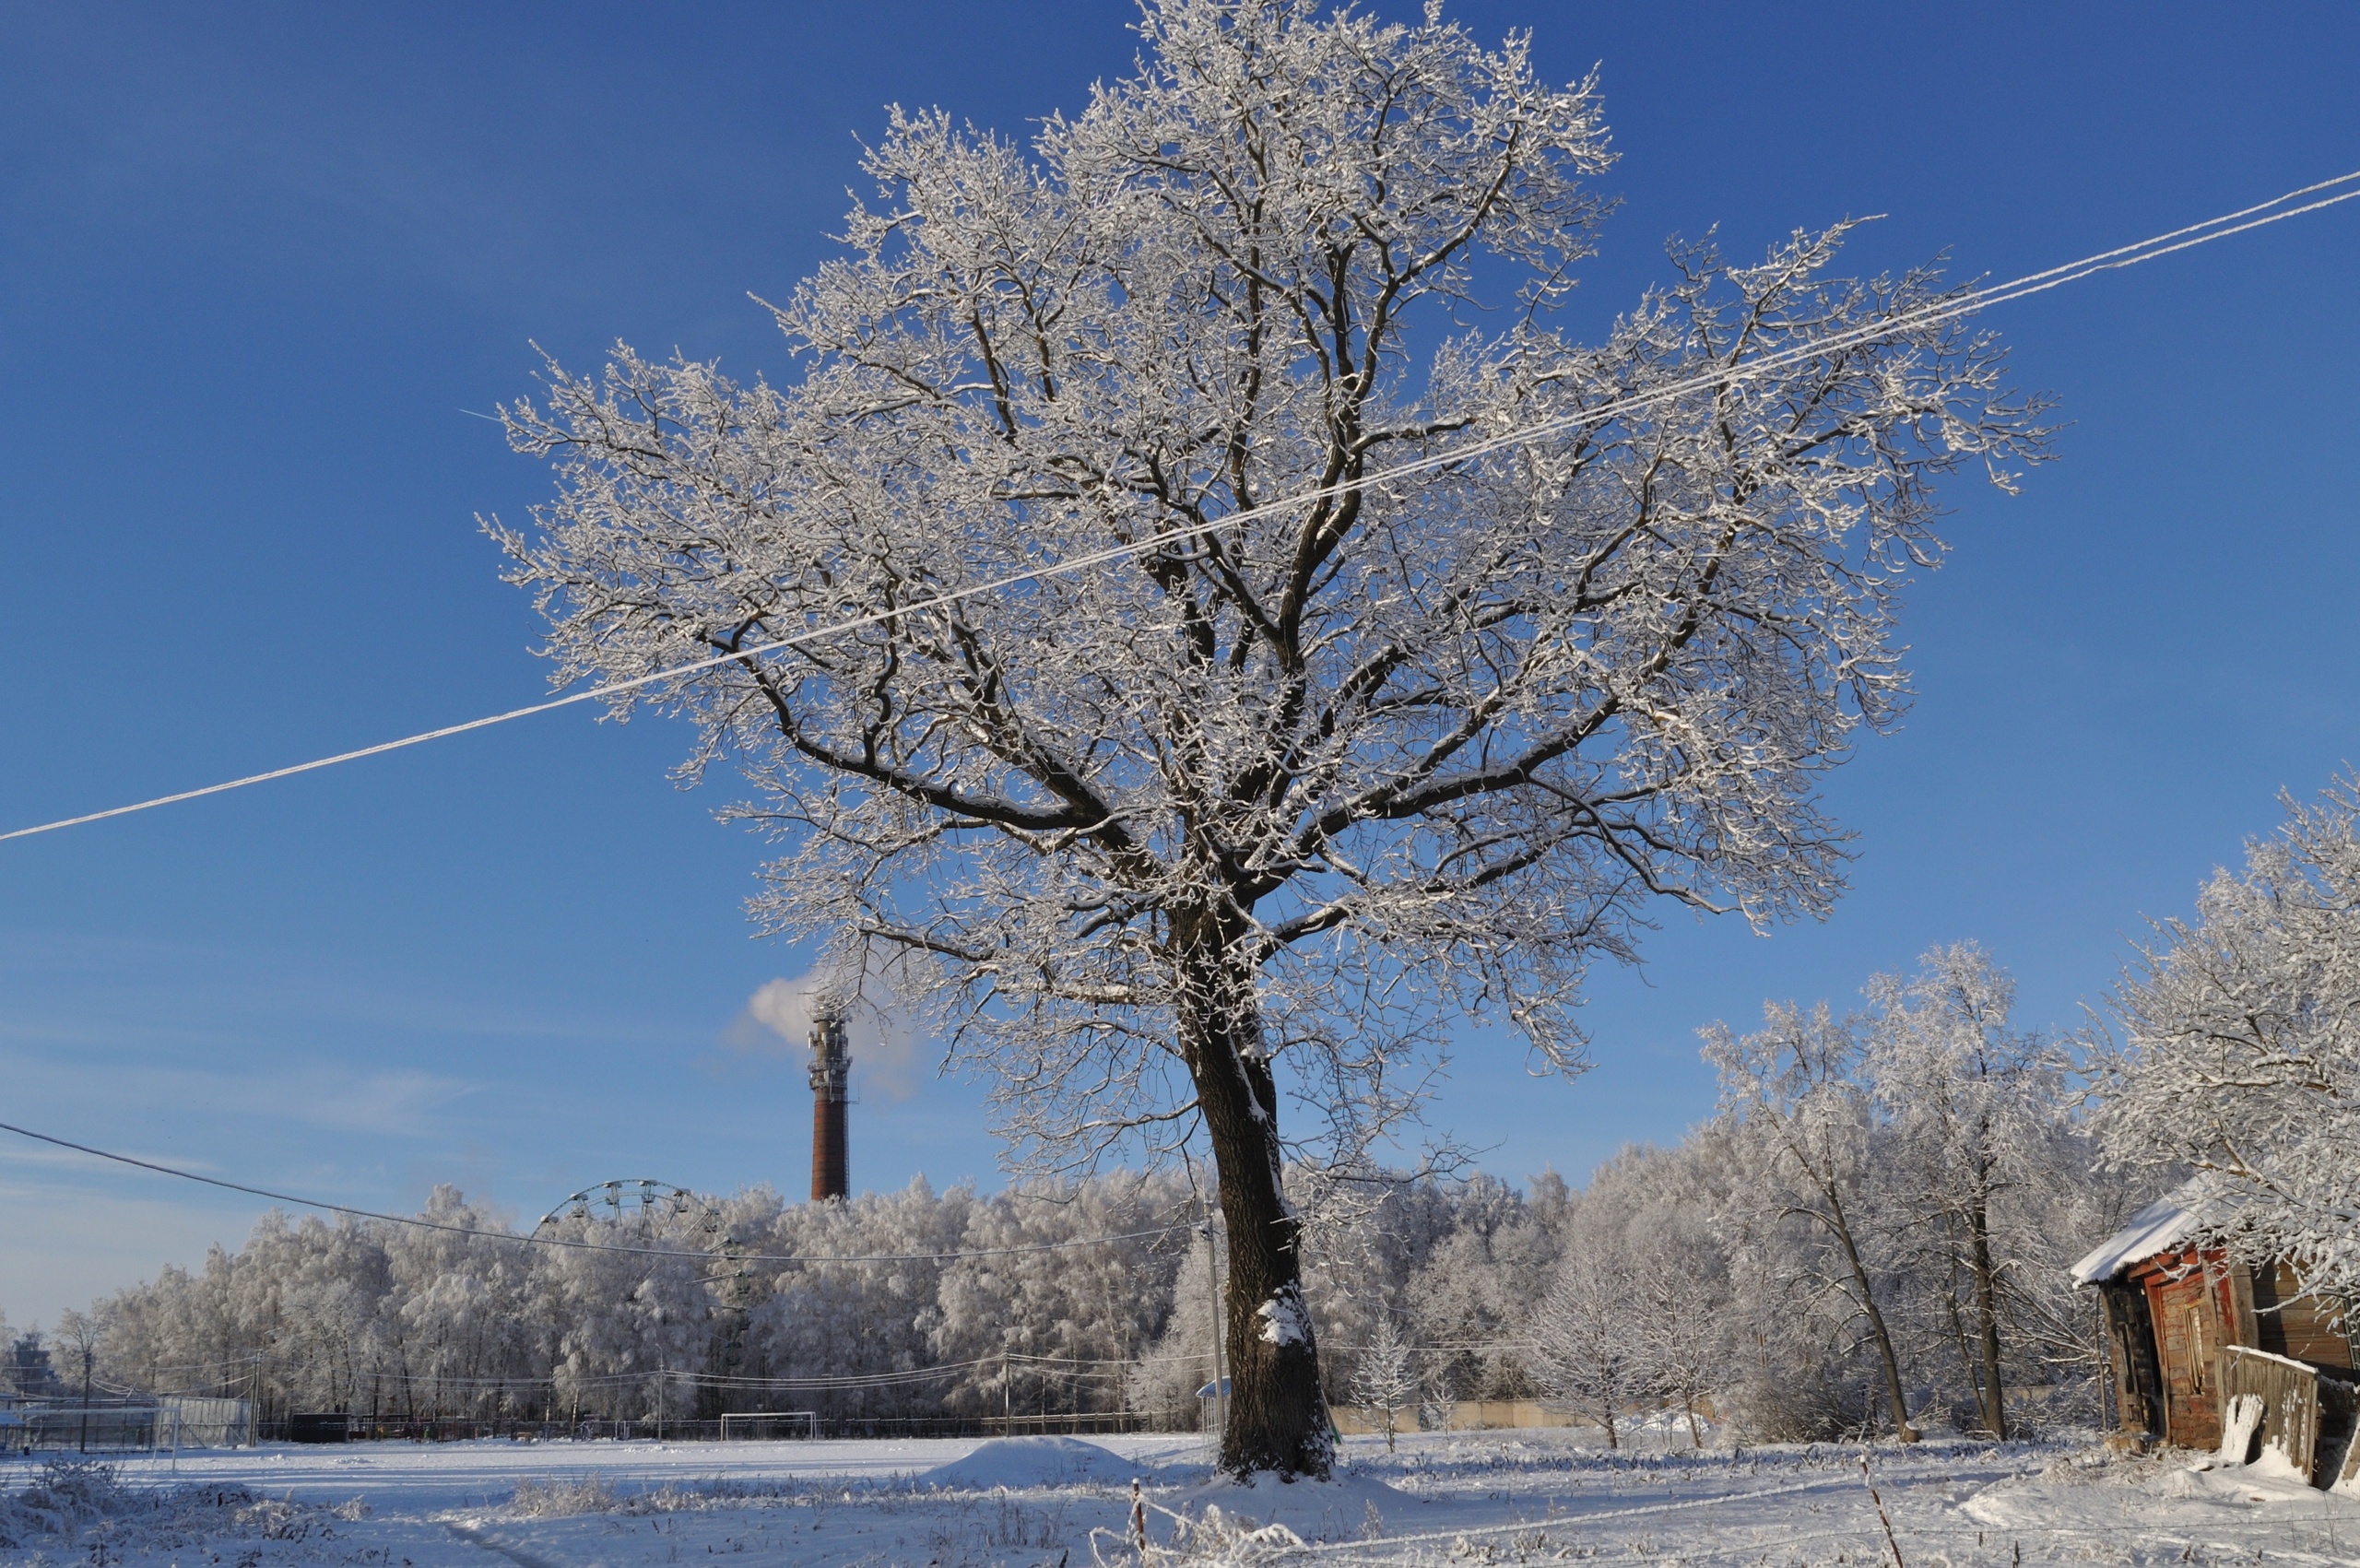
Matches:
[[533, 1178, 752, 1302], [535, 1177, 719, 1234]]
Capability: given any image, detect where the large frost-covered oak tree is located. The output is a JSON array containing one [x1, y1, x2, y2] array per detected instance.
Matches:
[[493, 0, 2046, 1476]]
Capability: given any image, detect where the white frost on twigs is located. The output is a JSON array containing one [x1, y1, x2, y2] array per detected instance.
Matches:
[[492, 0, 2049, 1192], [2094, 773, 2360, 1309]]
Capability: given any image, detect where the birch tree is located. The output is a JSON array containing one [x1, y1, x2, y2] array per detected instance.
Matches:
[[1705, 1002, 1918, 1441], [493, 0, 2044, 1476], [1860, 943, 2062, 1438]]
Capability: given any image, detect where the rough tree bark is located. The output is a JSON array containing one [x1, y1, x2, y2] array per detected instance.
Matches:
[[1180, 938, 1329, 1473]]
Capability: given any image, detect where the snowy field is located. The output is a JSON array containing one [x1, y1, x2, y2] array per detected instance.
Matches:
[[4, 1429, 2355, 1567]]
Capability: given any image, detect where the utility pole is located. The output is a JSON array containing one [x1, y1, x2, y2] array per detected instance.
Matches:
[[1200, 1218, 1226, 1443], [79, 1345, 94, 1454], [652, 1301, 669, 1443]]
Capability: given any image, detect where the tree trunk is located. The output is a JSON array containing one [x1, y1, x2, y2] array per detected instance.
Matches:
[[1820, 1181, 1919, 1443], [1941, 1277, 1983, 1425], [1180, 937, 1331, 1479], [1967, 1194, 2008, 1440]]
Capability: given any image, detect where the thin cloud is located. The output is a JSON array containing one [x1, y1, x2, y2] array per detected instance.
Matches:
[[724, 970, 924, 1102]]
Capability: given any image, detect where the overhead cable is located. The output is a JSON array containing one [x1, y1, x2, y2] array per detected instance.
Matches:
[[0, 1118, 1187, 1264], [1, 170, 2354, 848]]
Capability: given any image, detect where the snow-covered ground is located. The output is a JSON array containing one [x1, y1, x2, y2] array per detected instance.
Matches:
[[4, 1429, 2354, 1567]]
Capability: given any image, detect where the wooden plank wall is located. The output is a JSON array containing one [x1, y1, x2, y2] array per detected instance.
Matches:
[[2248, 1262, 2359, 1372], [2221, 1345, 2321, 1480]]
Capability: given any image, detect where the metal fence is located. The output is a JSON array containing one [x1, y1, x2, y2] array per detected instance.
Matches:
[[253, 1409, 1156, 1444], [0, 1397, 252, 1455]]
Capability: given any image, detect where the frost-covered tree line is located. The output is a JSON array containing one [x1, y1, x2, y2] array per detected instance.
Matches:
[[1304, 942, 2130, 1445], [49, 945, 2144, 1441], [69, 1177, 1191, 1431], [50, 771, 2360, 1442]]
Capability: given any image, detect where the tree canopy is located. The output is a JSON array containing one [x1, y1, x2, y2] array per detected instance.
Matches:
[[495, 0, 2047, 1474], [2096, 777, 2360, 1310]]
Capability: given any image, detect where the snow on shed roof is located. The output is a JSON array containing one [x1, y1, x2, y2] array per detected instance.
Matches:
[[2070, 1180, 2240, 1286]]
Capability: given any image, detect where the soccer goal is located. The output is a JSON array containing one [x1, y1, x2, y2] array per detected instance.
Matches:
[[719, 1410, 820, 1441]]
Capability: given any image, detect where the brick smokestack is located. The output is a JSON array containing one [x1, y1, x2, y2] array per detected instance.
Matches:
[[808, 1008, 850, 1202]]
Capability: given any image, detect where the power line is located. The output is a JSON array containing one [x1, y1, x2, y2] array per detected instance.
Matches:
[[2, 171, 2354, 848], [278, 1354, 1205, 1395], [0, 1118, 1187, 1265]]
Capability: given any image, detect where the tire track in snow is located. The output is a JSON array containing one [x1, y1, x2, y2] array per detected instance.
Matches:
[[446, 1519, 576, 1568], [1268, 1457, 2034, 1561]]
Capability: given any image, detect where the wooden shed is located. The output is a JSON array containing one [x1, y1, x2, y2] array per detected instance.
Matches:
[[2074, 1184, 2359, 1488]]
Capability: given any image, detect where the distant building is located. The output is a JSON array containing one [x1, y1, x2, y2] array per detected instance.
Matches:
[[2075, 1183, 2357, 1487], [5, 1335, 61, 1398]]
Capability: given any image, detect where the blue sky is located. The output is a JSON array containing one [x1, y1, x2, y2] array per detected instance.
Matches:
[[3, 1, 2356, 1327]]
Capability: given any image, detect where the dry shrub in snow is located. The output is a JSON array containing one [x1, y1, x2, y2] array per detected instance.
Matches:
[[0, 1460, 316, 1555], [509, 1474, 819, 1519], [508, 1473, 622, 1516]]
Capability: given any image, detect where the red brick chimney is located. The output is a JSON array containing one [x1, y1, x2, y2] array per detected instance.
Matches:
[[808, 1009, 850, 1202]]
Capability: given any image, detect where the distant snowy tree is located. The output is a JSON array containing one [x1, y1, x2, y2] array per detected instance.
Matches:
[[738, 1178, 969, 1424], [231, 1214, 397, 1420], [1418, 1371, 1460, 1438], [1587, 1145, 1732, 1447], [53, 1309, 99, 1442], [1404, 1174, 1565, 1400], [527, 1204, 713, 1426], [1349, 1309, 1420, 1450], [931, 1177, 1188, 1421], [2094, 777, 2360, 1312], [1858, 944, 2067, 1437], [1631, 1232, 1724, 1447], [494, 0, 2044, 1477], [1129, 1225, 1227, 1429], [1705, 1003, 1918, 1442], [1528, 1239, 1643, 1448], [385, 1187, 533, 1421]]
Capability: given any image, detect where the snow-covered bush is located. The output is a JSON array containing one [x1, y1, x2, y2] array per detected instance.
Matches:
[[509, 1474, 620, 1517], [0, 1461, 313, 1556], [1348, 1311, 1421, 1450]]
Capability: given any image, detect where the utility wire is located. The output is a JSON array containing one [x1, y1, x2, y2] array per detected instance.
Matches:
[[2, 171, 2354, 848], [269, 1357, 1193, 1394], [0, 1118, 1186, 1264]]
